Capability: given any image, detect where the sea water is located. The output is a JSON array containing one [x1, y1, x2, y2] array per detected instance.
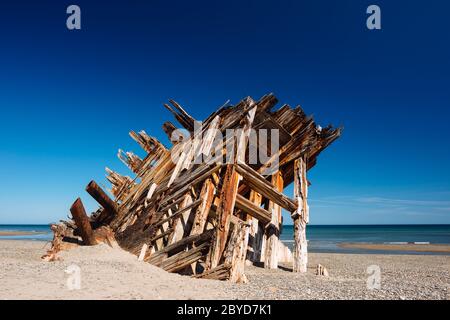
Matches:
[[1, 224, 449, 255], [280, 224, 450, 255]]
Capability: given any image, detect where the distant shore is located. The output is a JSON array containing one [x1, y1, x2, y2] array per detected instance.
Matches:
[[339, 242, 450, 253], [1, 240, 449, 300]]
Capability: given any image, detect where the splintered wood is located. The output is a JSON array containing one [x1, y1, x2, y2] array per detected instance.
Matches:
[[46, 93, 341, 282]]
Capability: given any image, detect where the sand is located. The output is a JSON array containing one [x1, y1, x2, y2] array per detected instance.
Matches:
[[0, 240, 448, 300], [339, 243, 450, 253]]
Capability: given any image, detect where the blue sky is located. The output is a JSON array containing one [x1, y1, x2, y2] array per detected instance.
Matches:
[[0, 0, 449, 224]]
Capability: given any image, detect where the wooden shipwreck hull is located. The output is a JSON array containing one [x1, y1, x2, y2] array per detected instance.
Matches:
[[44, 93, 341, 282]]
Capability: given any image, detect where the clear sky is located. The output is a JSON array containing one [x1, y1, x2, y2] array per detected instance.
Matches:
[[0, 0, 449, 225]]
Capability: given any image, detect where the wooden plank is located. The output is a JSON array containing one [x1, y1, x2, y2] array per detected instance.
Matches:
[[207, 98, 257, 270], [138, 244, 148, 261], [190, 178, 216, 235], [206, 164, 240, 269], [146, 229, 214, 264], [264, 171, 283, 269], [226, 220, 250, 283], [235, 162, 297, 212], [167, 192, 194, 245], [234, 194, 271, 225], [153, 197, 202, 229], [117, 149, 143, 174], [86, 180, 118, 224], [292, 158, 308, 273], [246, 191, 264, 264], [70, 198, 96, 245], [162, 121, 177, 142], [159, 242, 210, 273], [160, 163, 222, 207], [194, 264, 230, 280]]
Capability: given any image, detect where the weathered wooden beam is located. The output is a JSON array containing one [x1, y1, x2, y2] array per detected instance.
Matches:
[[264, 171, 283, 269], [129, 130, 167, 155], [169, 99, 196, 130], [154, 197, 202, 229], [167, 192, 195, 245], [146, 229, 214, 264], [235, 162, 297, 212], [235, 194, 271, 225], [159, 242, 210, 273], [164, 103, 195, 132], [70, 198, 96, 246], [162, 121, 177, 142], [194, 264, 230, 280], [246, 191, 264, 264], [117, 149, 143, 174], [190, 178, 216, 235], [86, 180, 118, 224], [159, 163, 222, 207], [225, 220, 250, 283], [105, 167, 135, 202], [207, 99, 257, 269], [292, 158, 308, 273], [207, 165, 240, 269]]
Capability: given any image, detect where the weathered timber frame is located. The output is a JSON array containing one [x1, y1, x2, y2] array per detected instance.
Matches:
[[48, 93, 341, 282]]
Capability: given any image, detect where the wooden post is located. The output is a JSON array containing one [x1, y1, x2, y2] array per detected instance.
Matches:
[[207, 164, 241, 269], [167, 192, 194, 245], [246, 191, 262, 264], [86, 180, 118, 224], [207, 99, 257, 269], [190, 178, 216, 235], [292, 157, 309, 272], [70, 198, 96, 245], [225, 221, 250, 283], [264, 171, 283, 269]]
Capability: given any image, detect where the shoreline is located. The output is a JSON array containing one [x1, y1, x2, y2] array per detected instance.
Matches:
[[0, 231, 47, 236], [338, 242, 450, 253]]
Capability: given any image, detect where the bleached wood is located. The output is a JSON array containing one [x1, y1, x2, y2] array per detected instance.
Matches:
[[293, 158, 308, 273], [264, 171, 283, 269], [190, 178, 216, 235], [138, 243, 148, 261]]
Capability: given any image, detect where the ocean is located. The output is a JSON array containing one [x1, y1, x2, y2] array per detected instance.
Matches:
[[1, 224, 449, 255]]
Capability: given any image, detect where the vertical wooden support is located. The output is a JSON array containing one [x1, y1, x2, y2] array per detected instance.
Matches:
[[208, 99, 257, 269], [155, 208, 171, 250], [246, 191, 263, 264], [292, 157, 309, 273], [226, 221, 250, 283], [70, 198, 96, 245], [190, 178, 216, 235], [207, 164, 240, 268], [230, 190, 261, 278], [264, 171, 284, 269], [168, 192, 194, 245]]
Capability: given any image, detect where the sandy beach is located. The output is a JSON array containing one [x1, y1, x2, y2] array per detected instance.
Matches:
[[0, 240, 448, 300]]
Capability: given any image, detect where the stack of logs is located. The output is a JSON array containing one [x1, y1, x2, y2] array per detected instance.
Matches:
[[43, 93, 341, 283]]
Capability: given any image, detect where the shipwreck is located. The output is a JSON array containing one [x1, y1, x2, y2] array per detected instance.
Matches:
[[43, 93, 341, 283]]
